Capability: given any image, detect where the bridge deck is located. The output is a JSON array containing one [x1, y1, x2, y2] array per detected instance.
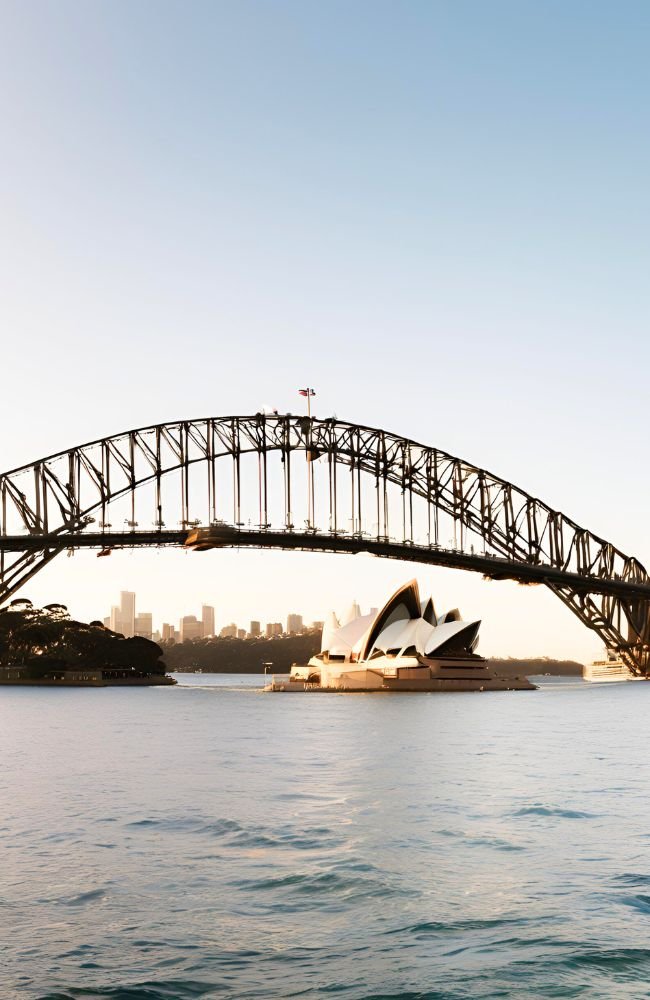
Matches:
[[3, 527, 650, 601]]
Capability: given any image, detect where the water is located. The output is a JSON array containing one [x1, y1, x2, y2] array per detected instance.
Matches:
[[2, 675, 650, 999]]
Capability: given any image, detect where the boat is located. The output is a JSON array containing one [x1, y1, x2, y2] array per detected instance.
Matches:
[[266, 580, 535, 692], [582, 653, 643, 683]]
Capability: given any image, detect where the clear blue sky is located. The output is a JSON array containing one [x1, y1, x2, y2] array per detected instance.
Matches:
[[1, 1, 648, 659]]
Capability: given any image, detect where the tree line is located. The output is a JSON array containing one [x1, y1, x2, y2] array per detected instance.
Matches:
[[163, 631, 322, 673], [0, 600, 168, 678], [162, 634, 582, 675]]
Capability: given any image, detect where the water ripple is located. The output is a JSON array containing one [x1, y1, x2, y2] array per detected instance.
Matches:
[[511, 805, 596, 819], [4, 676, 650, 999]]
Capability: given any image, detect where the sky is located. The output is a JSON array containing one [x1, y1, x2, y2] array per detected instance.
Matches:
[[1, 0, 649, 661]]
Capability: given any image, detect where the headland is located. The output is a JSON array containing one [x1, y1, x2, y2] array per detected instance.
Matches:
[[0, 600, 174, 686]]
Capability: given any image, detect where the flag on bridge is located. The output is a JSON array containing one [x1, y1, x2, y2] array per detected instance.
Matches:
[[298, 388, 316, 397]]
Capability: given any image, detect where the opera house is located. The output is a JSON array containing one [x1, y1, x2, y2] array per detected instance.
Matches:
[[268, 580, 535, 692]]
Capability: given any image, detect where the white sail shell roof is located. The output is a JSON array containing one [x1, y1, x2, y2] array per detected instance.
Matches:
[[322, 579, 480, 662], [371, 618, 432, 656], [324, 612, 374, 656], [339, 600, 362, 626], [423, 618, 478, 655], [320, 611, 341, 655]]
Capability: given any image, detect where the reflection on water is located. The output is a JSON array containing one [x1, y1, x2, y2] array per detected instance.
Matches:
[[2, 674, 650, 998]]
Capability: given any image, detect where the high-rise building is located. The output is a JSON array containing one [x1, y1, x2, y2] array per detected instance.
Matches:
[[162, 623, 175, 642], [265, 622, 274, 638], [250, 620, 261, 637], [109, 591, 136, 637], [201, 605, 215, 637], [272, 622, 283, 636], [103, 615, 111, 629], [135, 612, 153, 639], [180, 615, 203, 642], [237, 628, 246, 640], [287, 613, 303, 634], [120, 591, 136, 637], [220, 623, 237, 638]]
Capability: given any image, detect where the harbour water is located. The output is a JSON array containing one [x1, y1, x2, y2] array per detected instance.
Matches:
[[2, 674, 650, 999]]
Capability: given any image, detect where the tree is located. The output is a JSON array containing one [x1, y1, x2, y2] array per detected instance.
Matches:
[[0, 602, 168, 675]]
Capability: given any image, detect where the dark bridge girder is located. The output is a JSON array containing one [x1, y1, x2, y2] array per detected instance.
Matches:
[[1, 413, 649, 673], [4, 527, 650, 602]]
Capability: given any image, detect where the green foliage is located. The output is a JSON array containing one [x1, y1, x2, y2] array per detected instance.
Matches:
[[164, 631, 322, 673], [0, 603, 168, 674]]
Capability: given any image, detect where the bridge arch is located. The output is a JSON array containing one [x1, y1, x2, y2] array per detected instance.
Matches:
[[1, 414, 649, 672]]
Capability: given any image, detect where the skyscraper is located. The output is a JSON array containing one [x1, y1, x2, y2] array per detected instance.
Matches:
[[201, 605, 215, 637], [180, 615, 203, 642], [119, 591, 136, 637], [110, 592, 136, 636], [135, 613, 153, 639], [287, 613, 303, 634], [249, 620, 261, 637]]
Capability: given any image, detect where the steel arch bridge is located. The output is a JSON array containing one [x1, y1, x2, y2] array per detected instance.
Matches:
[[1, 413, 649, 673]]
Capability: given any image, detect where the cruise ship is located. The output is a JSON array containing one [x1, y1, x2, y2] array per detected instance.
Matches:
[[582, 653, 643, 683], [267, 580, 535, 693]]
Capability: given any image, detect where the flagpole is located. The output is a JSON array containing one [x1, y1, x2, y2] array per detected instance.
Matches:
[[301, 388, 314, 528], [309, 389, 314, 529], [307, 389, 312, 527]]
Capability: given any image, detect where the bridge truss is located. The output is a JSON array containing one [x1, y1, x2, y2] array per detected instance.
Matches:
[[1, 414, 649, 673]]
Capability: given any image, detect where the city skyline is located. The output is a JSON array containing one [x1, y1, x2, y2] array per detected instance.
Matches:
[[20, 545, 610, 662], [101, 589, 323, 643]]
